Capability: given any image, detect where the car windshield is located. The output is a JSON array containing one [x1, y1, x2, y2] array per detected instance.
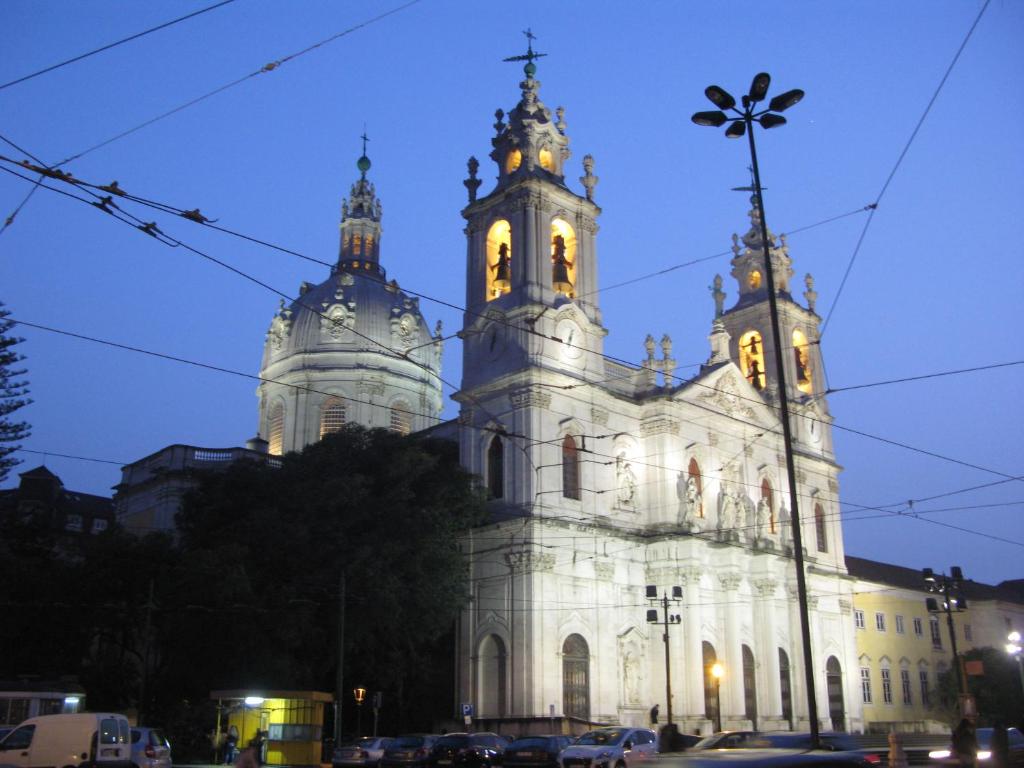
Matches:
[[509, 738, 556, 749], [436, 736, 470, 749], [394, 736, 427, 748], [576, 730, 625, 746]]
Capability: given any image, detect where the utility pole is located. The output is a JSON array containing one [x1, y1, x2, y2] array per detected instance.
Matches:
[[924, 567, 969, 709], [646, 585, 682, 725], [335, 572, 346, 745]]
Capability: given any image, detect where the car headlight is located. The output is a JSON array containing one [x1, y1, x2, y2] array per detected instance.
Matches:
[[977, 750, 991, 760], [928, 750, 951, 759]]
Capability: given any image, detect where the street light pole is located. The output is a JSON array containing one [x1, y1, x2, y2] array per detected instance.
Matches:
[[923, 567, 969, 708], [692, 73, 819, 748], [646, 585, 682, 725]]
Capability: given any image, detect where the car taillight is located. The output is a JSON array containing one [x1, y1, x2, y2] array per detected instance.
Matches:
[[145, 746, 156, 758], [862, 753, 881, 765]]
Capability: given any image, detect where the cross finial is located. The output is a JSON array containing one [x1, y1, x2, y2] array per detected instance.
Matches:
[[361, 127, 369, 157], [503, 28, 547, 74], [356, 127, 371, 177]]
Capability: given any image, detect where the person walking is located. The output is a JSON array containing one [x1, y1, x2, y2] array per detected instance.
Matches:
[[951, 718, 978, 767]]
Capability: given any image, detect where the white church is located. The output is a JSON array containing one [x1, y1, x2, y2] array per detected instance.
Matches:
[[117, 55, 862, 735]]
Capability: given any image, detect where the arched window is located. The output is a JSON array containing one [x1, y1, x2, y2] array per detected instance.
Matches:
[[486, 220, 512, 300], [390, 401, 412, 436], [748, 269, 763, 290], [827, 656, 846, 731], [550, 218, 577, 297], [562, 435, 580, 500], [761, 478, 775, 533], [779, 648, 793, 729], [815, 503, 828, 552], [267, 402, 284, 456], [487, 436, 504, 500], [703, 642, 720, 730], [352, 233, 362, 256], [742, 645, 758, 728], [739, 331, 766, 390], [505, 148, 522, 174], [792, 329, 813, 394], [320, 397, 346, 439], [478, 634, 507, 717], [539, 147, 554, 172], [562, 634, 589, 719], [688, 458, 704, 517]]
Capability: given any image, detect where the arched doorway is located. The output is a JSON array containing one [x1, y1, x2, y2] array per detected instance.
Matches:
[[478, 635, 507, 717], [779, 649, 793, 729], [702, 641, 720, 731], [742, 645, 758, 729], [563, 634, 590, 719], [826, 656, 845, 731]]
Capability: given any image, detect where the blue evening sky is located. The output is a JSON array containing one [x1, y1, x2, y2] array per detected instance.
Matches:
[[1, 1, 1021, 584]]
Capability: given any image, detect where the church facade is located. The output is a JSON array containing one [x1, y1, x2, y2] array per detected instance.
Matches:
[[240, 57, 861, 733]]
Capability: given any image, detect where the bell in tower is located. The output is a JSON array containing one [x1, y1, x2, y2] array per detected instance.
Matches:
[[551, 233, 573, 295]]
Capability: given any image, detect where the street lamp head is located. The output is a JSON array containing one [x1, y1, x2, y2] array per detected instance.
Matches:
[[725, 121, 746, 139], [748, 72, 771, 103], [646, 609, 659, 623], [705, 85, 736, 111], [353, 687, 367, 704], [759, 113, 788, 130], [951, 566, 964, 584], [1010, 631, 1022, 644], [672, 585, 683, 599], [692, 110, 728, 127], [711, 662, 725, 679], [646, 584, 658, 599], [922, 568, 936, 584], [768, 88, 805, 113]]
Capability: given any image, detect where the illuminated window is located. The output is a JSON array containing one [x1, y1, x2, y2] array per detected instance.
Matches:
[[687, 457, 703, 517], [485, 220, 512, 300], [792, 329, 813, 394], [539, 147, 554, 171], [364, 234, 375, 258], [739, 331, 766, 390], [320, 398, 346, 438], [352, 233, 362, 256], [487, 436, 504, 499], [268, 402, 284, 455], [505, 148, 522, 174], [815, 503, 828, 552], [761, 478, 775, 533], [562, 435, 580, 500], [748, 270, 762, 290], [551, 218, 577, 297], [390, 401, 412, 436]]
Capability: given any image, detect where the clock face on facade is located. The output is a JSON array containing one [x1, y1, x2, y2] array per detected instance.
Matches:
[[555, 319, 583, 359]]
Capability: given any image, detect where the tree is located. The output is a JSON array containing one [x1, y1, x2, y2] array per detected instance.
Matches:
[[937, 646, 1024, 728], [0, 303, 31, 484]]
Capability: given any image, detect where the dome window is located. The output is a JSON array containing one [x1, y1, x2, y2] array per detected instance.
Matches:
[[267, 402, 285, 456], [320, 398, 347, 438], [390, 401, 412, 436]]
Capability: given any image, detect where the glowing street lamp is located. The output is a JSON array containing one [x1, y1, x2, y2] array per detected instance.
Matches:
[[691, 71, 817, 749], [711, 663, 724, 733], [353, 687, 367, 735]]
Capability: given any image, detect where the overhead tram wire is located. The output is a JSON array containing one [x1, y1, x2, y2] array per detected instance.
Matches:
[[2, 161, 1020, 486], [0, 0, 239, 92], [826, 360, 1024, 394], [819, 0, 992, 338]]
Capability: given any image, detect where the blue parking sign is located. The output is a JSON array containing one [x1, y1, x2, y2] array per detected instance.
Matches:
[[461, 703, 474, 717]]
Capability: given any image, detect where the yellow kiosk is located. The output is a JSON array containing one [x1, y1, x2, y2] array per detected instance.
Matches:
[[211, 689, 332, 767]]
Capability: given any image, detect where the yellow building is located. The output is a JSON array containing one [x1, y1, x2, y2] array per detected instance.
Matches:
[[846, 557, 1024, 733], [211, 689, 332, 767]]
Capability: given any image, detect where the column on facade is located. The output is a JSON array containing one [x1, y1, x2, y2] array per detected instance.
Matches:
[[786, 583, 807, 727], [754, 578, 782, 721], [682, 565, 705, 717], [807, 594, 828, 727], [719, 573, 744, 720]]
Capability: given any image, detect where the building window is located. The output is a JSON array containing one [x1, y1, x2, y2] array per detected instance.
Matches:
[[876, 612, 886, 632], [320, 398, 347, 438], [792, 328, 813, 394], [562, 634, 590, 719], [562, 435, 580, 500], [703, 642, 720, 730], [91, 518, 108, 533], [855, 610, 865, 630], [919, 669, 930, 707], [881, 667, 893, 704], [268, 401, 285, 455], [895, 615, 905, 634], [485, 219, 512, 300], [913, 617, 923, 637], [65, 514, 82, 532], [901, 669, 913, 705], [964, 624, 973, 642], [390, 402, 412, 435], [861, 667, 872, 704], [815, 503, 828, 552], [742, 645, 758, 727], [550, 218, 577, 297], [487, 436, 504, 500], [930, 617, 943, 649], [479, 634, 507, 717]]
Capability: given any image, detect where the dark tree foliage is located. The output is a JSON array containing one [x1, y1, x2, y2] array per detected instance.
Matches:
[[0, 303, 31, 484], [173, 426, 486, 734], [937, 646, 1024, 729]]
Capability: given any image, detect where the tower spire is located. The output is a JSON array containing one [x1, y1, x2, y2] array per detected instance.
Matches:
[[339, 132, 383, 270], [502, 28, 547, 79]]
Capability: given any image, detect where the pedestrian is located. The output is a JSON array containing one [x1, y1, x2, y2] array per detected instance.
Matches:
[[235, 742, 260, 768], [253, 730, 266, 766], [224, 726, 239, 764], [649, 704, 659, 725], [990, 719, 1010, 768], [951, 718, 977, 767]]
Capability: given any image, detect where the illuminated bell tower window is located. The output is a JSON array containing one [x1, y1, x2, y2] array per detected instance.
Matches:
[[748, 270, 763, 290], [792, 329, 813, 394], [486, 220, 512, 300], [268, 402, 284, 456], [352, 233, 362, 256], [739, 330, 766, 390], [539, 147, 554, 171], [320, 398, 347, 438], [551, 218, 577, 297], [505, 148, 522, 174]]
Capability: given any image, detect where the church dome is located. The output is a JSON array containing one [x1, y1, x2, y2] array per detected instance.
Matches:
[[256, 148, 444, 455]]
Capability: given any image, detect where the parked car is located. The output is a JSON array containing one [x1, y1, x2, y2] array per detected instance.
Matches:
[[659, 748, 879, 767], [690, 732, 760, 751], [428, 733, 506, 768], [382, 735, 440, 768], [335, 737, 396, 768], [559, 727, 657, 768], [758, 733, 882, 765], [926, 727, 1024, 766], [0, 712, 131, 768], [130, 727, 172, 768], [504, 735, 575, 768]]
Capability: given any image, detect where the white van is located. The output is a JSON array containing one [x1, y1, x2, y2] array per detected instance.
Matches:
[[0, 712, 131, 768]]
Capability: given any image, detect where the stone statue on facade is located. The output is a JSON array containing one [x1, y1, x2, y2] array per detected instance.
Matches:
[[710, 274, 726, 318], [718, 483, 739, 537], [622, 648, 641, 704], [756, 497, 772, 539], [616, 454, 637, 509]]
